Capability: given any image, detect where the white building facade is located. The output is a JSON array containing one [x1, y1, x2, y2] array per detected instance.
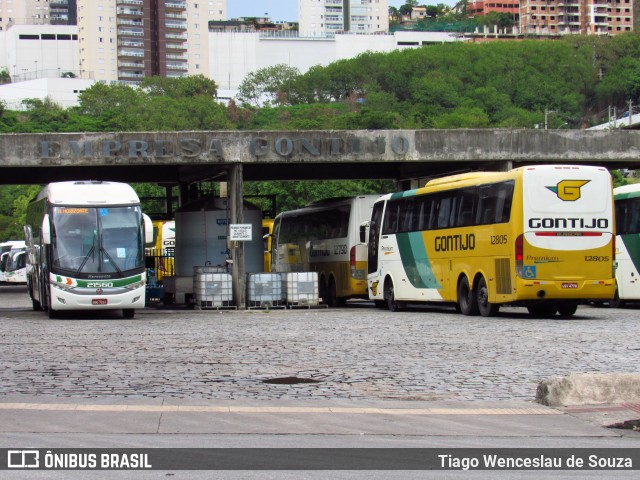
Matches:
[[298, 0, 389, 36], [209, 30, 464, 96], [0, 24, 79, 81]]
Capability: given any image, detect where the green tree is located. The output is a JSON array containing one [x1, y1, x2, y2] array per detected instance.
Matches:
[[140, 74, 218, 99], [237, 64, 301, 107], [76, 82, 144, 130], [0, 68, 10, 84]]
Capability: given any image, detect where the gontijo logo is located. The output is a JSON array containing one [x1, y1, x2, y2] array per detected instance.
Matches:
[[545, 180, 590, 201]]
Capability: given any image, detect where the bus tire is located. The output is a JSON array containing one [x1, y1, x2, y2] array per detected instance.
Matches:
[[31, 297, 41, 311], [319, 276, 328, 304], [477, 276, 499, 317], [29, 282, 41, 311], [457, 275, 478, 316], [557, 302, 578, 317], [123, 309, 135, 319], [327, 278, 343, 307], [609, 289, 625, 308], [385, 280, 402, 312]]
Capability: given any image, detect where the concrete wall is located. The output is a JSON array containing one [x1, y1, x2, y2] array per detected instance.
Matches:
[[0, 77, 95, 110], [0, 25, 80, 81]]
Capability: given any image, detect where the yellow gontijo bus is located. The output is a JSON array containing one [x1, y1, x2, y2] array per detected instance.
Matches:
[[367, 165, 615, 317], [262, 219, 274, 272], [271, 195, 380, 306]]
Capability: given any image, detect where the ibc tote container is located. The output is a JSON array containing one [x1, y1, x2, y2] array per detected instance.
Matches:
[[193, 266, 233, 308], [246, 273, 285, 308], [282, 272, 319, 307]]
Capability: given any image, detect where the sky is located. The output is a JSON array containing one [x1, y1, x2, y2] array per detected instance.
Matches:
[[227, 1, 442, 23]]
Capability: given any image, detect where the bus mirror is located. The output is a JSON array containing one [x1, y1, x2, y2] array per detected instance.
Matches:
[[42, 214, 51, 245], [143, 214, 154, 247], [359, 221, 370, 243]]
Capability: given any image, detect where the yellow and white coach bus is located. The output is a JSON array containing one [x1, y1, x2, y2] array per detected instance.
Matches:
[[366, 165, 615, 317], [271, 195, 380, 306], [24, 181, 153, 318], [611, 183, 640, 307]]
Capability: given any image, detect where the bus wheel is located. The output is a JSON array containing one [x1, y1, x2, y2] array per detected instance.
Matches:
[[457, 276, 478, 316], [385, 280, 402, 312], [123, 309, 135, 319], [29, 284, 41, 311], [31, 297, 41, 311], [557, 303, 578, 317], [609, 289, 625, 308], [319, 277, 328, 304], [477, 276, 499, 317], [326, 278, 338, 307]]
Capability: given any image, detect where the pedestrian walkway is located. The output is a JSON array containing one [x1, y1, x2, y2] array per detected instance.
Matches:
[[0, 396, 636, 439]]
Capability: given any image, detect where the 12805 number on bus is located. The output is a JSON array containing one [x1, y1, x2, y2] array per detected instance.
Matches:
[[490, 235, 507, 245]]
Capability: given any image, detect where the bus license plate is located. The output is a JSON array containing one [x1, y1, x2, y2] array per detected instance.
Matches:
[[561, 283, 578, 289], [92, 299, 108, 305]]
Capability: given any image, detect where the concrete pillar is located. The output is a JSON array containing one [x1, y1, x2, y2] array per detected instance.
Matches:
[[498, 161, 513, 172], [228, 163, 245, 309], [165, 185, 175, 217]]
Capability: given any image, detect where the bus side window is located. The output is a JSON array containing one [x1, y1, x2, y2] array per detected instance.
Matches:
[[457, 188, 476, 227], [437, 195, 454, 229], [400, 198, 415, 233], [382, 201, 400, 234], [496, 181, 514, 223]]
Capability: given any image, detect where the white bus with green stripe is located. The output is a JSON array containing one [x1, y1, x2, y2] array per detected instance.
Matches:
[[612, 183, 640, 307], [367, 165, 615, 317], [24, 181, 153, 318]]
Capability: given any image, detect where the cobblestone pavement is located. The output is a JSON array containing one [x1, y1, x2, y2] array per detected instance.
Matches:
[[0, 286, 638, 402]]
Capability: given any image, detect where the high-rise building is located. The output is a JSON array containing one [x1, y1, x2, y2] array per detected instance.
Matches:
[[298, 0, 389, 36], [0, 0, 76, 30], [520, 0, 633, 35], [77, 0, 226, 84]]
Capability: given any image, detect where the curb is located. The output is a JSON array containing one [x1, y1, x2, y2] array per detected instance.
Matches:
[[537, 373, 640, 407]]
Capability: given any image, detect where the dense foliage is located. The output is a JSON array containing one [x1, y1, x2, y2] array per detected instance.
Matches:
[[1, 35, 638, 239]]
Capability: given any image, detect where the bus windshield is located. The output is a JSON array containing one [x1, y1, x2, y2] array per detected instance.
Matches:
[[51, 206, 144, 275]]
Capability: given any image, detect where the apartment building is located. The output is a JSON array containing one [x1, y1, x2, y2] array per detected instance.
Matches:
[[467, 1, 520, 18], [0, 0, 76, 30], [298, 0, 389, 36], [77, 0, 226, 84], [520, 0, 633, 35]]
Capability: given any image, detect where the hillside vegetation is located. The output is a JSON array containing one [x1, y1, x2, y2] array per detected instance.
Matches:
[[0, 34, 637, 238]]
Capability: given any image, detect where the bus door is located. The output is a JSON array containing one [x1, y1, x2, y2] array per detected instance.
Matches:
[[367, 201, 384, 299]]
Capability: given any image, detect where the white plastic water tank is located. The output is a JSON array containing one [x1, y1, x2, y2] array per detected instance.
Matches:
[[247, 273, 285, 308], [282, 272, 319, 306]]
